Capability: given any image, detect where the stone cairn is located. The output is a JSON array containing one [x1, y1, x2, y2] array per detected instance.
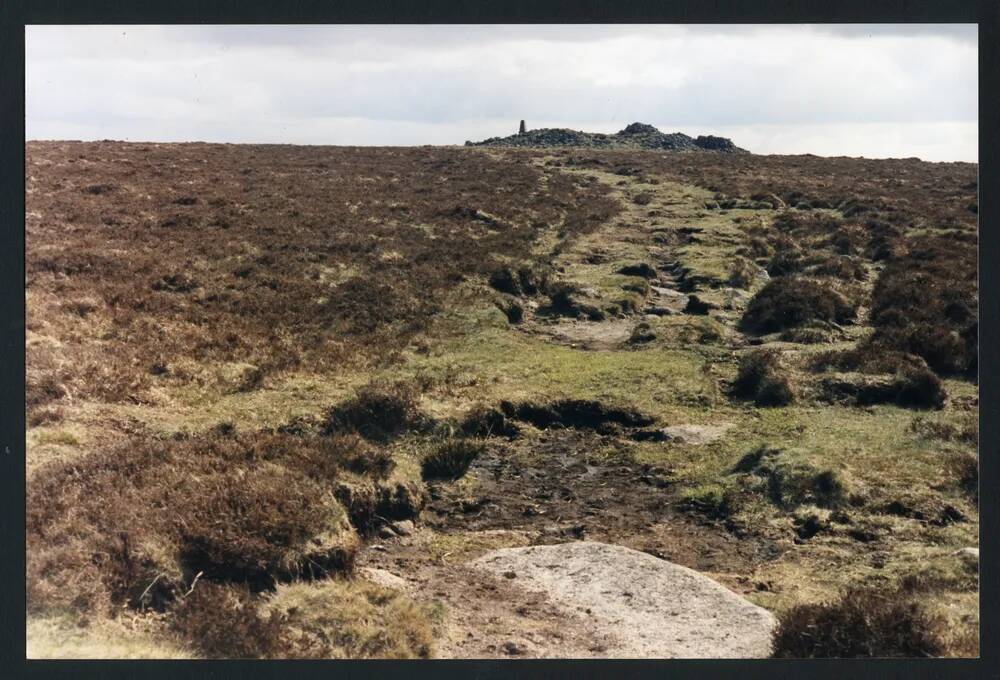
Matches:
[[519, 120, 527, 134]]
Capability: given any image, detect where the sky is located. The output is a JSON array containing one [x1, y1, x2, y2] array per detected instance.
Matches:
[[25, 24, 978, 161]]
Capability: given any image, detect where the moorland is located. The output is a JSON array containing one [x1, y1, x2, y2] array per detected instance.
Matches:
[[25, 134, 978, 658]]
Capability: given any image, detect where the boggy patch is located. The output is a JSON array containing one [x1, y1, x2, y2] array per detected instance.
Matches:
[[498, 398, 655, 433], [422, 429, 783, 576]]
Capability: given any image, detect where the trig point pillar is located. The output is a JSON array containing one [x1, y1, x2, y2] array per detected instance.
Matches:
[[519, 120, 526, 134]]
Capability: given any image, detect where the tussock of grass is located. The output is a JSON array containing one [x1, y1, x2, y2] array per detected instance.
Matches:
[[617, 262, 657, 278], [740, 277, 856, 335], [730, 350, 795, 407], [818, 367, 946, 410], [33, 428, 81, 446], [459, 404, 522, 438], [262, 579, 435, 659], [334, 470, 426, 534], [908, 413, 977, 445], [170, 582, 287, 659], [678, 483, 736, 519], [421, 439, 485, 480], [324, 380, 426, 442], [500, 398, 655, 431], [772, 584, 947, 658], [628, 321, 657, 345], [727, 256, 757, 288]]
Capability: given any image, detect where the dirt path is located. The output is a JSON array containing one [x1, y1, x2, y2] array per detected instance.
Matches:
[[357, 529, 621, 658], [357, 427, 785, 658], [355, 164, 789, 657], [515, 159, 749, 352]]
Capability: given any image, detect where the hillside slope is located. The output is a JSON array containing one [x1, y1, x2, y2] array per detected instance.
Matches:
[[25, 141, 978, 658]]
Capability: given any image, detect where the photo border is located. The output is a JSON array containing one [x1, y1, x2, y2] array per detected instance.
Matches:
[[2, 1, 995, 678]]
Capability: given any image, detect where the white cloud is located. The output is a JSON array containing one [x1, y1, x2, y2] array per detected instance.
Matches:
[[26, 24, 978, 160], [700, 122, 978, 162]]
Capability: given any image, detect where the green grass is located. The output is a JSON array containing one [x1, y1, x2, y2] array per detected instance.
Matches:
[[33, 429, 81, 447], [392, 320, 719, 421], [121, 372, 361, 437]]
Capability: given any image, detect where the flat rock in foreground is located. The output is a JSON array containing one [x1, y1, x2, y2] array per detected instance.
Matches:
[[471, 541, 776, 658]]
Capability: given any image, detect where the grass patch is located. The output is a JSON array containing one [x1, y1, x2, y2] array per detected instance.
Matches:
[[262, 579, 435, 659], [34, 429, 81, 447], [678, 483, 737, 519], [27, 612, 192, 659], [732, 446, 846, 510], [400, 325, 719, 419]]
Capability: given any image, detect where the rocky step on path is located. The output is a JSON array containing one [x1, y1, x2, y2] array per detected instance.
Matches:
[[471, 541, 777, 658]]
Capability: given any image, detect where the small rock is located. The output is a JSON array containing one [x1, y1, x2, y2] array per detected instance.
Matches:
[[503, 570, 517, 579], [378, 526, 396, 540], [390, 520, 415, 536], [629, 423, 732, 446], [952, 547, 979, 561], [502, 641, 526, 656], [360, 567, 408, 591], [643, 306, 674, 316]]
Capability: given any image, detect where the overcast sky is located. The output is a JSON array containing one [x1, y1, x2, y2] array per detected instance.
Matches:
[[26, 24, 978, 161]]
